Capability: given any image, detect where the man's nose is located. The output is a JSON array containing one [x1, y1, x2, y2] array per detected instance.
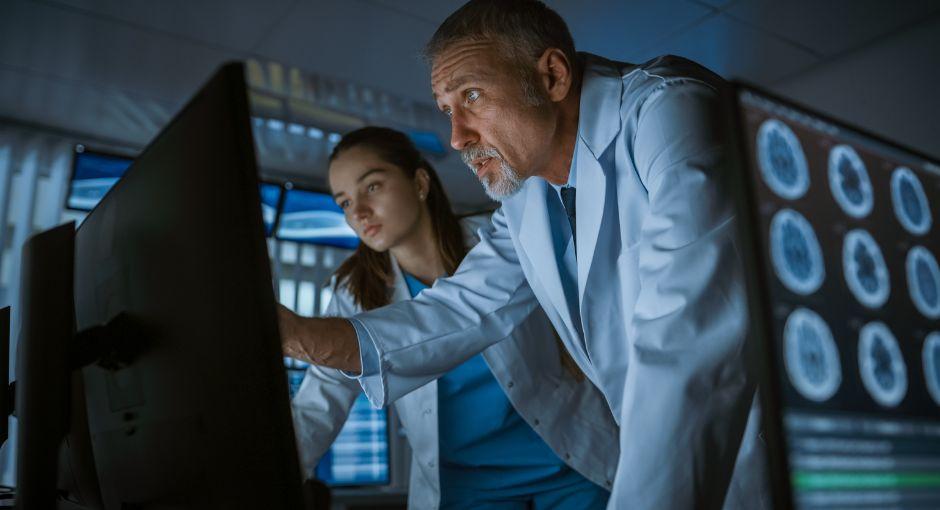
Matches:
[[450, 111, 477, 151]]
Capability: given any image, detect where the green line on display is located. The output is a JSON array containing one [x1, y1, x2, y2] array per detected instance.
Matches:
[[793, 471, 940, 490]]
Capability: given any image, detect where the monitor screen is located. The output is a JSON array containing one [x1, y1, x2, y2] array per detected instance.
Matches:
[[406, 129, 446, 156], [67, 149, 133, 211], [260, 182, 282, 237], [314, 392, 390, 487], [276, 188, 358, 249], [734, 85, 940, 509]]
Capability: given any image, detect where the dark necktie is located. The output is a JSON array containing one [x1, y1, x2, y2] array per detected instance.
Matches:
[[560, 186, 576, 247]]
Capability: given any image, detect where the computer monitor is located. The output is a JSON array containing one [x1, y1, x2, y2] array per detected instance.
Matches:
[[313, 393, 390, 487], [729, 83, 940, 509], [260, 182, 284, 237], [1, 306, 8, 446], [405, 129, 446, 157], [66, 148, 133, 211], [71, 62, 304, 508], [283, 362, 390, 488], [275, 187, 358, 249], [14, 222, 73, 509]]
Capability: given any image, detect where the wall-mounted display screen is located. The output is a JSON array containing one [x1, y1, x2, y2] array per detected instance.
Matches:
[[406, 129, 446, 156], [275, 188, 358, 249], [735, 85, 940, 509], [67, 148, 133, 211], [259, 182, 282, 237], [314, 392, 390, 487]]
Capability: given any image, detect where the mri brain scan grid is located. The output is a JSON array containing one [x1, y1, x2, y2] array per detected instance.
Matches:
[[753, 115, 938, 410]]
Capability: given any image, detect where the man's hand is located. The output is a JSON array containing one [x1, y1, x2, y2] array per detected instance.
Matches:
[[277, 304, 362, 374]]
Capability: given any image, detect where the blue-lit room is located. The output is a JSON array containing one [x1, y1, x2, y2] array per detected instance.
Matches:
[[1, 1, 939, 509]]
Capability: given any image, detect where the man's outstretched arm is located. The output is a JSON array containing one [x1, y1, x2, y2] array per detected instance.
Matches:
[[279, 306, 362, 374]]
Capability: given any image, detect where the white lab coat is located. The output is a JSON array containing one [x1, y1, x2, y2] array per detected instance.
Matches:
[[292, 242, 620, 509], [347, 54, 769, 509]]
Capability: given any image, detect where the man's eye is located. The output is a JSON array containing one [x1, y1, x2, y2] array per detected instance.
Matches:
[[466, 90, 480, 103], [338, 200, 350, 209], [442, 107, 453, 118], [367, 183, 379, 192]]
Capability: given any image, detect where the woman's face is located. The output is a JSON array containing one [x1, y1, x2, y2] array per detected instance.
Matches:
[[329, 146, 427, 253]]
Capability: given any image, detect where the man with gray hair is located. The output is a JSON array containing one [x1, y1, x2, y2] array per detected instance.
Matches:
[[281, 0, 768, 507]]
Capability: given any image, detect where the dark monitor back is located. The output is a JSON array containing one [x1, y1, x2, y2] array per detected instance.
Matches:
[[15, 223, 73, 509], [73, 62, 303, 509], [730, 83, 940, 509], [1, 306, 8, 445]]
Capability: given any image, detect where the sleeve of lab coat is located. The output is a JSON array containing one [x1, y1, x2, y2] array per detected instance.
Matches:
[[290, 286, 363, 479], [352, 207, 540, 408], [612, 79, 755, 508]]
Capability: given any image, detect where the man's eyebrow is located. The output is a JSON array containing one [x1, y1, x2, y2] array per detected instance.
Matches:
[[332, 168, 387, 199], [433, 72, 491, 99]]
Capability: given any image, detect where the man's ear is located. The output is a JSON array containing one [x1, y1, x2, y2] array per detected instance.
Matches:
[[537, 48, 573, 103]]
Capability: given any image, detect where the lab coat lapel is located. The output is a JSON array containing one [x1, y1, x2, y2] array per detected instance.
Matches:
[[517, 182, 576, 331], [388, 253, 413, 303], [575, 54, 623, 304]]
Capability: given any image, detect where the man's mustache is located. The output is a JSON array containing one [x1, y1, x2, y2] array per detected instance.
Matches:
[[461, 145, 503, 171]]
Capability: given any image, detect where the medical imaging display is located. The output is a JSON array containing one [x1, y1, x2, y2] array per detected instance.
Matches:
[[738, 88, 940, 509], [857, 321, 908, 408], [828, 145, 874, 218], [770, 209, 826, 295], [924, 333, 940, 406], [758, 118, 810, 200], [892, 166, 933, 236], [907, 246, 940, 319], [842, 229, 890, 308], [783, 308, 841, 402]]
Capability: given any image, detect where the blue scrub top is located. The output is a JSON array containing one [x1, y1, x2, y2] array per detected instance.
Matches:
[[403, 272, 607, 508]]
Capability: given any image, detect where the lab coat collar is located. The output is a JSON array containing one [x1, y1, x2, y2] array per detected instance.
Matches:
[[576, 53, 625, 160], [509, 54, 627, 336], [387, 253, 413, 303], [575, 54, 624, 302]]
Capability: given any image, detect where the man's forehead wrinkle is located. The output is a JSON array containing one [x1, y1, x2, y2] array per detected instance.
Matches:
[[431, 40, 498, 93]]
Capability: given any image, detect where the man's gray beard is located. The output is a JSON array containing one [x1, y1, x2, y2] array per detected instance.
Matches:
[[461, 146, 525, 201]]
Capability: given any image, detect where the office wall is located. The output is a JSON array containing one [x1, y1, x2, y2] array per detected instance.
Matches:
[[771, 15, 940, 159]]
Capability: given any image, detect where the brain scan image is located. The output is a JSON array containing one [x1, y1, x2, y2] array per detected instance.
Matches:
[[858, 322, 907, 408], [827, 145, 874, 219], [924, 333, 940, 407], [907, 246, 940, 319], [891, 166, 932, 235], [783, 308, 842, 402], [757, 119, 810, 200], [842, 229, 890, 308], [770, 209, 825, 295]]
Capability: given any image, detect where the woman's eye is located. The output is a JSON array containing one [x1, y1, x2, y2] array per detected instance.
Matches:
[[338, 200, 350, 209], [367, 183, 379, 192], [466, 90, 480, 103], [442, 107, 453, 118]]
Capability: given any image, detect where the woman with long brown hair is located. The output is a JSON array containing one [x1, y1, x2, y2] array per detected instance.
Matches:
[[287, 127, 616, 509]]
